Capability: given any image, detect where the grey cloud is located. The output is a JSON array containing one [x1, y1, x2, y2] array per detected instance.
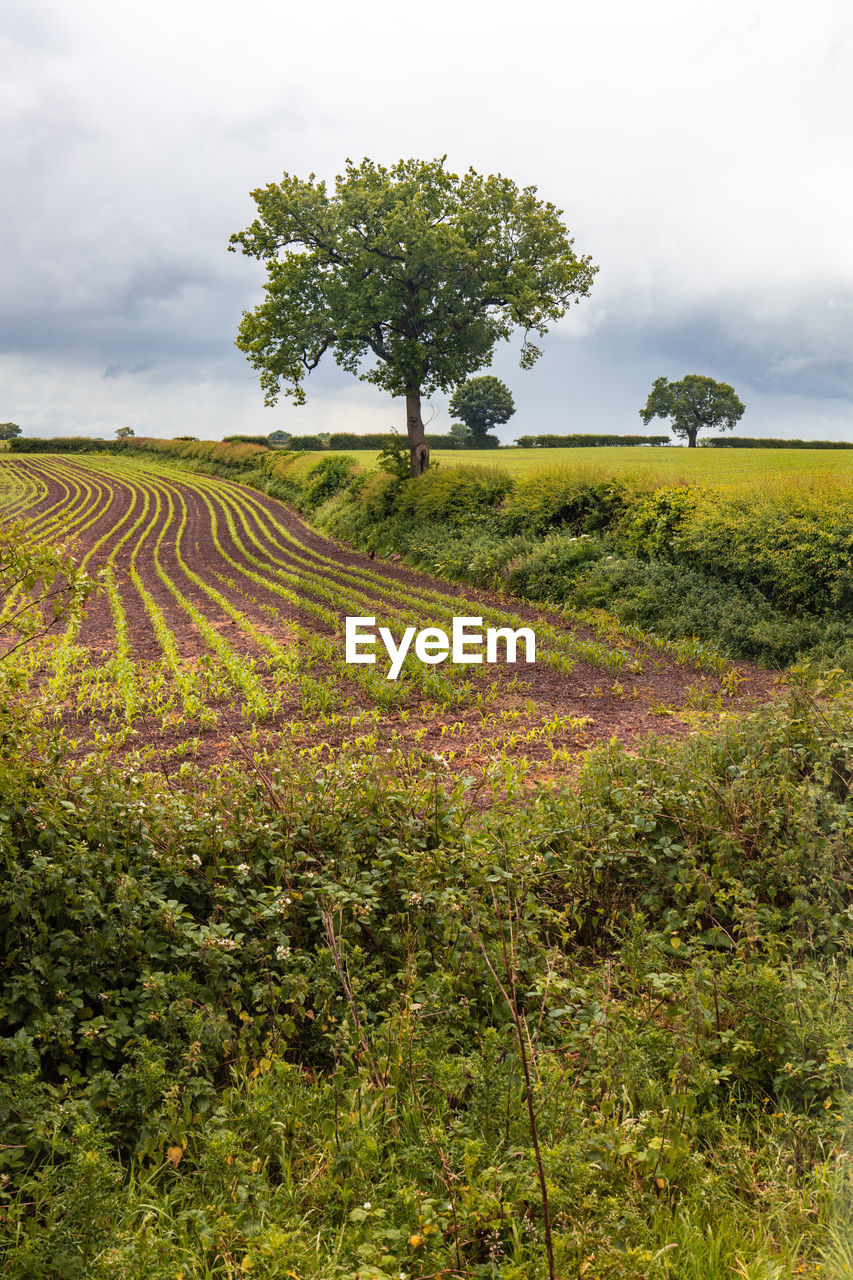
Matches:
[[2, 0, 852, 442]]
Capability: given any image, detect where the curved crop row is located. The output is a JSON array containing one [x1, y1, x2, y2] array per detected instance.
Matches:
[[1, 454, 745, 774]]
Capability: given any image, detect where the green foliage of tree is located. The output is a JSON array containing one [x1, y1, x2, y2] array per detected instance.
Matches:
[[114, 426, 135, 439], [268, 429, 292, 447], [639, 374, 745, 449], [0, 423, 21, 440], [377, 429, 413, 482], [449, 375, 515, 445], [229, 156, 597, 477], [449, 422, 472, 446]]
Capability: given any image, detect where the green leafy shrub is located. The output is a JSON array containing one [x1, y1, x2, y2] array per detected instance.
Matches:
[[303, 454, 356, 509], [619, 484, 700, 559], [572, 555, 833, 665], [393, 465, 513, 525], [675, 491, 853, 613], [3, 693, 853, 1275], [501, 472, 637, 535], [504, 530, 605, 601]]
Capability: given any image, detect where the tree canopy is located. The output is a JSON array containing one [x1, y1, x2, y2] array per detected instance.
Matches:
[[639, 375, 745, 449], [229, 157, 596, 475], [0, 423, 21, 441], [449, 376, 515, 445]]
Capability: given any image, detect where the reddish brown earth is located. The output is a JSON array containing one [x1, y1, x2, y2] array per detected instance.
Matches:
[[6, 458, 783, 781]]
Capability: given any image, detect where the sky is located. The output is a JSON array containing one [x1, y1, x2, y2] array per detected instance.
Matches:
[[2, 0, 852, 443]]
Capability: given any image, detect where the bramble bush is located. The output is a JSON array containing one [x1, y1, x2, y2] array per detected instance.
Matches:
[[2, 689, 853, 1275]]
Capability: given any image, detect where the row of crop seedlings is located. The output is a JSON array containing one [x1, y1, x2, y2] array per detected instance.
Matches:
[[0, 465, 47, 627], [7, 461, 104, 695], [0, 460, 49, 524], [19, 459, 147, 721], [74, 459, 291, 724], [0, 461, 41, 523], [9, 460, 278, 733], [159, 468, 727, 762], [24, 460, 277, 727], [94, 467, 269, 727], [0, 463, 77, 641], [160, 465, 643, 682], [17, 460, 251, 731], [72, 457, 453, 718], [122, 468, 284, 722], [0, 461, 84, 631], [150, 464, 501, 712], [93, 458, 358, 720], [83, 457, 645, 717]]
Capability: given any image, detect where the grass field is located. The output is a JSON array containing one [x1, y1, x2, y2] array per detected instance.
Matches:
[[320, 444, 853, 488]]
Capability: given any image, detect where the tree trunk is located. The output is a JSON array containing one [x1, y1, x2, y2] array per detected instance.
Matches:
[[406, 390, 430, 476], [687, 426, 698, 448]]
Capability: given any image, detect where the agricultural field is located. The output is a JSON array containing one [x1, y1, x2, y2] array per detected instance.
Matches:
[[323, 444, 853, 486], [0, 454, 766, 786]]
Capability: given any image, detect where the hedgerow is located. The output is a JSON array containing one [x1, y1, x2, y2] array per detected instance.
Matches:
[[316, 466, 853, 673]]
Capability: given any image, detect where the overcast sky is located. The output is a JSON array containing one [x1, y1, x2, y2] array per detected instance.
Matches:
[[3, 0, 852, 442]]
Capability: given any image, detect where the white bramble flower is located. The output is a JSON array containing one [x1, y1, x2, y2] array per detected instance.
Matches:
[[276, 944, 291, 961], [217, 937, 237, 951], [191, 854, 202, 867], [237, 863, 250, 875], [363, 1202, 371, 1210]]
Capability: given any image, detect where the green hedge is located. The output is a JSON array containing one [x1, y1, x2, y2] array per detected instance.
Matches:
[[514, 433, 671, 447]]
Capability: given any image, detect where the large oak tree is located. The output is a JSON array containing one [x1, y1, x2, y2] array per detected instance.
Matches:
[[449, 375, 515, 446], [229, 157, 597, 475], [640, 374, 745, 449]]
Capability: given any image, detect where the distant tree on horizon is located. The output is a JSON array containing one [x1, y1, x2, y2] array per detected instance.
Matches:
[[0, 423, 21, 440], [449, 376, 515, 447], [115, 426, 135, 439], [640, 375, 745, 448]]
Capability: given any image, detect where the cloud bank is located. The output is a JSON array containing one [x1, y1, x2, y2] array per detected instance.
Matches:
[[2, 0, 851, 440]]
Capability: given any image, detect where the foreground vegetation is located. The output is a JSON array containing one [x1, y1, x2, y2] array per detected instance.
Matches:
[[2, 677, 853, 1278], [3, 443, 853, 1277]]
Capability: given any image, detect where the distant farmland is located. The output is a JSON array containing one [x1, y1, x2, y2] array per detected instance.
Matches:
[[323, 444, 853, 485]]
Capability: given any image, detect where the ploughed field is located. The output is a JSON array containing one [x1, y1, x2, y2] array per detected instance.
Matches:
[[1, 455, 774, 781]]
